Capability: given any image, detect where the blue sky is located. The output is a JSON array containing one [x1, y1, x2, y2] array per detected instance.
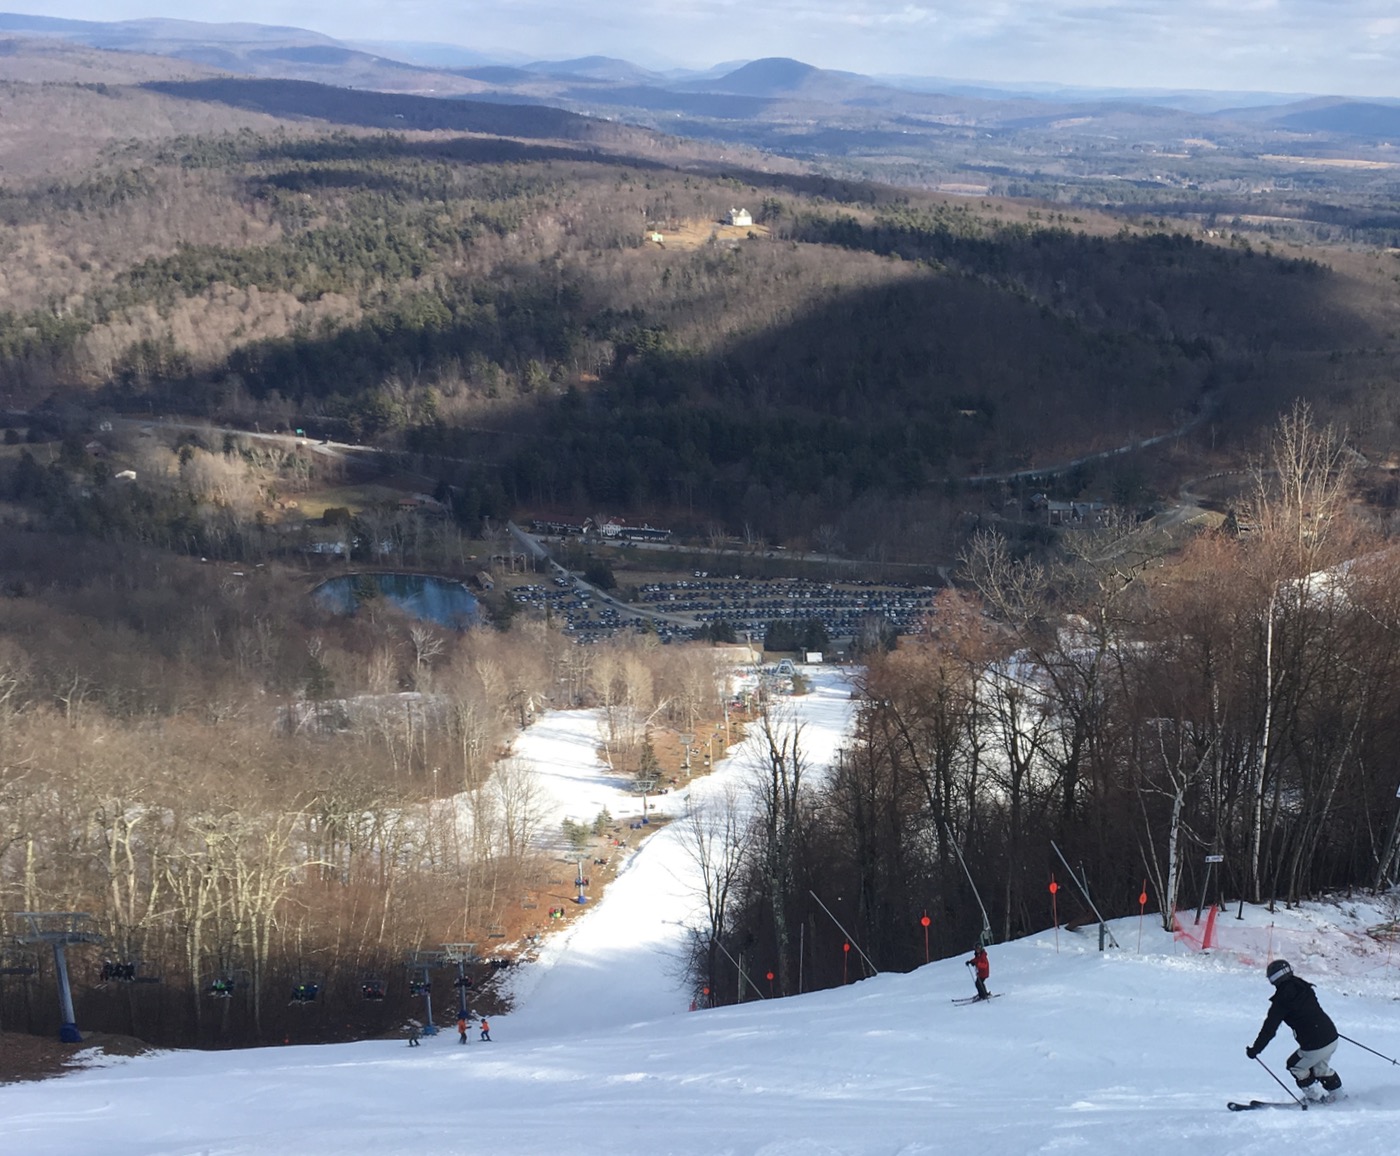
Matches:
[[26, 1, 1400, 97]]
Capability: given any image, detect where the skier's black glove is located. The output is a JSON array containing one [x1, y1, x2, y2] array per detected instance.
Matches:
[[1245, 1045, 1259, 1060]]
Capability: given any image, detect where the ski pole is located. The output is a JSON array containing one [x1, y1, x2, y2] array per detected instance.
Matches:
[[1254, 1056, 1307, 1110], [1339, 1033, 1400, 1066]]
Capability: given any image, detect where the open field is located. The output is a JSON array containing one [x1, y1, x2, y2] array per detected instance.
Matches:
[[1257, 154, 1400, 170], [644, 218, 772, 251]]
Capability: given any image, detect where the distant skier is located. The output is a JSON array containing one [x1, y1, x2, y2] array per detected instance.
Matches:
[[479, 1017, 492, 1042], [966, 944, 991, 1001], [1246, 959, 1343, 1102], [405, 1019, 422, 1047], [457, 1015, 468, 1044]]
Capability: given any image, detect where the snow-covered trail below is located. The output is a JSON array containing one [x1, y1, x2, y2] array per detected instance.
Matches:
[[504, 668, 859, 1038]]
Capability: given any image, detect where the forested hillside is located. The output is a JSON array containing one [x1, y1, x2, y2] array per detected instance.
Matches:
[[3, 75, 1399, 552]]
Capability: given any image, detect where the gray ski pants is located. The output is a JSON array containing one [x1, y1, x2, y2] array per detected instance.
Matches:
[[1286, 1039, 1338, 1084]]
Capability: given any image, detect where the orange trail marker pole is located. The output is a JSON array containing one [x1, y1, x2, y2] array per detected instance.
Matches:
[[1138, 880, 1148, 952], [1049, 877, 1060, 952], [842, 942, 850, 984], [920, 912, 931, 964]]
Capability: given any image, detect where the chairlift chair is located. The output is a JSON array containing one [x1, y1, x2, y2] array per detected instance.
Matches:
[[99, 960, 137, 984], [0, 950, 38, 978], [290, 981, 321, 1005], [361, 978, 386, 1001], [99, 959, 159, 985], [203, 962, 249, 997]]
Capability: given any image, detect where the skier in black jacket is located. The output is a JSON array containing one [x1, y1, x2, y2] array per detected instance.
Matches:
[[1245, 959, 1342, 1102]]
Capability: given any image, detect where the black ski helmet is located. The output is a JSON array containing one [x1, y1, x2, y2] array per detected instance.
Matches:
[[1266, 959, 1293, 984]]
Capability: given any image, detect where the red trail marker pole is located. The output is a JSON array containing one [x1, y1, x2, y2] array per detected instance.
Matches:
[[842, 942, 850, 984], [920, 912, 931, 964], [1049, 877, 1060, 952]]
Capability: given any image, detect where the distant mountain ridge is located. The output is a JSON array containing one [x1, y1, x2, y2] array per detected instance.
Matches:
[[0, 10, 1333, 113], [688, 57, 874, 100], [6, 9, 1400, 185], [697, 57, 821, 94], [0, 12, 341, 45], [0, 10, 474, 95], [522, 55, 663, 84], [1274, 99, 1400, 137]]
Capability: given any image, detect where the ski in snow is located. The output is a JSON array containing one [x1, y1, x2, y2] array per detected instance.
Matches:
[[951, 994, 1002, 1005], [1227, 1099, 1307, 1111], [1229, 1091, 1342, 1111]]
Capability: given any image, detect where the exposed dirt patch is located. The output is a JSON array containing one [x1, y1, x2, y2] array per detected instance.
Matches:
[[0, 1030, 154, 1085]]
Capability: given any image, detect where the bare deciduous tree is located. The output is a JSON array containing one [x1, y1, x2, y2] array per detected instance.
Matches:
[[680, 784, 746, 998], [749, 703, 807, 994], [408, 624, 445, 691], [489, 757, 547, 862]]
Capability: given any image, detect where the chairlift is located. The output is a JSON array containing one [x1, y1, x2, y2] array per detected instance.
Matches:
[[361, 978, 386, 1001], [99, 960, 137, 984], [290, 981, 320, 1004], [203, 962, 249, 997], [408, 979, 431, 997], [99, 959, 158, 985]]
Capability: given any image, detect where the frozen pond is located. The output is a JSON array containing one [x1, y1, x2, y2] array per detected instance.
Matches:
[[314, 572, 480, 628]]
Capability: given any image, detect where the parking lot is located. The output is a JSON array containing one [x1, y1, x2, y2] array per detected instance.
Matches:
[[509, 573, 939, 647]]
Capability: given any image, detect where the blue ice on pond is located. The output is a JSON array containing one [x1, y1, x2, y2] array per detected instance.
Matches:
[[314, 573, 481, 629]]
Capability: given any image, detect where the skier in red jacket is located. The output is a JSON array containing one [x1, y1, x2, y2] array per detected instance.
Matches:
[[966, 944, 991, 1001]]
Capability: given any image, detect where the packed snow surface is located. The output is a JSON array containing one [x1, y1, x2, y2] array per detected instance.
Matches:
[[4, 668, 1400, 1155]]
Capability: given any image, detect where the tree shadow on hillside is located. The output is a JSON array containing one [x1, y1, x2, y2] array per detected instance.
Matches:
[[115, 172, 1389, 531], [557, 231, 1375, 511], [143, 78, 611, 143], [249, 131, 670, 172]]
